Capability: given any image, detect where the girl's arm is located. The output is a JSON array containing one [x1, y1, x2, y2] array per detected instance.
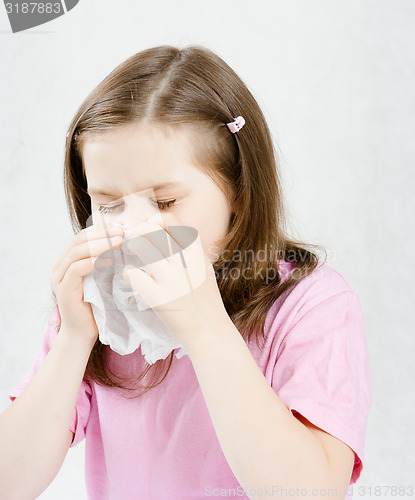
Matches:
[[185, 315, 353, 500], [0, 328, 95, 499]]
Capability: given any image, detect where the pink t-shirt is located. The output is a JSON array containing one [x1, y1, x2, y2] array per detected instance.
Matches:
[[9, 260, 371, 499]]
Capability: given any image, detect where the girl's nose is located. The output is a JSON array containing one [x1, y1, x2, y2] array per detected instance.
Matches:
[[110, 191, 162, 230]]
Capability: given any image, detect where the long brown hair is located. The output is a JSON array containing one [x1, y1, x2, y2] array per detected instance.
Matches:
[[61, 44, 326, 397]]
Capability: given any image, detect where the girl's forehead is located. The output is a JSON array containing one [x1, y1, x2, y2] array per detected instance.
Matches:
[[84, 122, 195, 145], [83, 133, 210, 188], [81, 123, 209, 174]]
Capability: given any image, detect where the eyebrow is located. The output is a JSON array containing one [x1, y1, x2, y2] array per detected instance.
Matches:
[[87, 182, 183, 197]]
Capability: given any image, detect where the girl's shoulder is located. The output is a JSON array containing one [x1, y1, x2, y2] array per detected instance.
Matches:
[[264, 259, 364, 340], [264, 261, 370, 487], [276, 258, 360, 302]]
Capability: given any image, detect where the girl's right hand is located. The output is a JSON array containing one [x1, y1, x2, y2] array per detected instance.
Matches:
[[51, 223, 125, 343]]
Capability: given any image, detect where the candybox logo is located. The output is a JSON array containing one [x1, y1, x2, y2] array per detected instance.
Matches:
[[3, 0, 79, 33]]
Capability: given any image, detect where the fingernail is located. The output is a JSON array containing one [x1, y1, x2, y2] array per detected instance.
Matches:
[[108, 223, 125, 235], [110, 223, 125, 230]]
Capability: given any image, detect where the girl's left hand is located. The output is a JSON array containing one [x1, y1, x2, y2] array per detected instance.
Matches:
[[121, 213, 229, 348]]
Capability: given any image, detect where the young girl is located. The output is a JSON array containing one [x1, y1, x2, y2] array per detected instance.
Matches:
[[2, 45, 371, 499]]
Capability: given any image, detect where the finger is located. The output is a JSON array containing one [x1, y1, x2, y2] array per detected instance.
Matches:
[[121, 221, 174, 265], [122, 260, 192, 310], [52, 222, 124, 271], [58, 254, 114, 296], [127, 233, 164, 263], [53, 234, 123, 287], [158, 214, 206, 288], [125, 233, 173, 279], [134, 216, 198, 265], [122, 263, 158, 304], [157, 212, 196, 251]]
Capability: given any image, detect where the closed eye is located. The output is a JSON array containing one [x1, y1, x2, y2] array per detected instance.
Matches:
[[154, 199, 176, 210], [98, 199, 176, 214]]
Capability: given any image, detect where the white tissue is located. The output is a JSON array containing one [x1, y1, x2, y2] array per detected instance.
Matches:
[[83, 223, 188, 364]]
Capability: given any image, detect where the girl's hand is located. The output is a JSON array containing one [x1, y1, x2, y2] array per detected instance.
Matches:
[[51, 222, 125, 343], [122, 213, 229, 347]]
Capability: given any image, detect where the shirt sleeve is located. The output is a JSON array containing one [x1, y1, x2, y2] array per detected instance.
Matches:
[[271, 287, 372, 485], [7, 303, 93, 448]]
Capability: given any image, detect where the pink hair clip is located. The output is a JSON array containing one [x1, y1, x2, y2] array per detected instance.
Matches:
[[66, 130, 79, 140], [226, 116, 245, 133]]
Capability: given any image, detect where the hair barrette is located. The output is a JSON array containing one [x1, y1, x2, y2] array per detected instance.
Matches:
[[226, 116, 245, 133], [66, 131, 79, 140]]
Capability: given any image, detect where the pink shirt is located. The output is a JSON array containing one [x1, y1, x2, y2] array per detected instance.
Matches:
[[9, 260, 371, 499]]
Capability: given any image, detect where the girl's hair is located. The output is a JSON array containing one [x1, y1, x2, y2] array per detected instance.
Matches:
[[62, 44, 326, 397]]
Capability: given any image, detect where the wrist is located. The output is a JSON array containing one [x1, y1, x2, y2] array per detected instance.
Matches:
[[57, 325, 97, 352], [184, 310, 240, 357]]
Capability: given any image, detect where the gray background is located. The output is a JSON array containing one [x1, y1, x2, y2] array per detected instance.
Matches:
[[1, 1, 414, 498]]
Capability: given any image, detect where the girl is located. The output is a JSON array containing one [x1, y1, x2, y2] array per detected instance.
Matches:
[[1, 45, 371, 499]]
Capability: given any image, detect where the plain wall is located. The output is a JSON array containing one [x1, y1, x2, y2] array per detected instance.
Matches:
[[1, 1, 414, 498]]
